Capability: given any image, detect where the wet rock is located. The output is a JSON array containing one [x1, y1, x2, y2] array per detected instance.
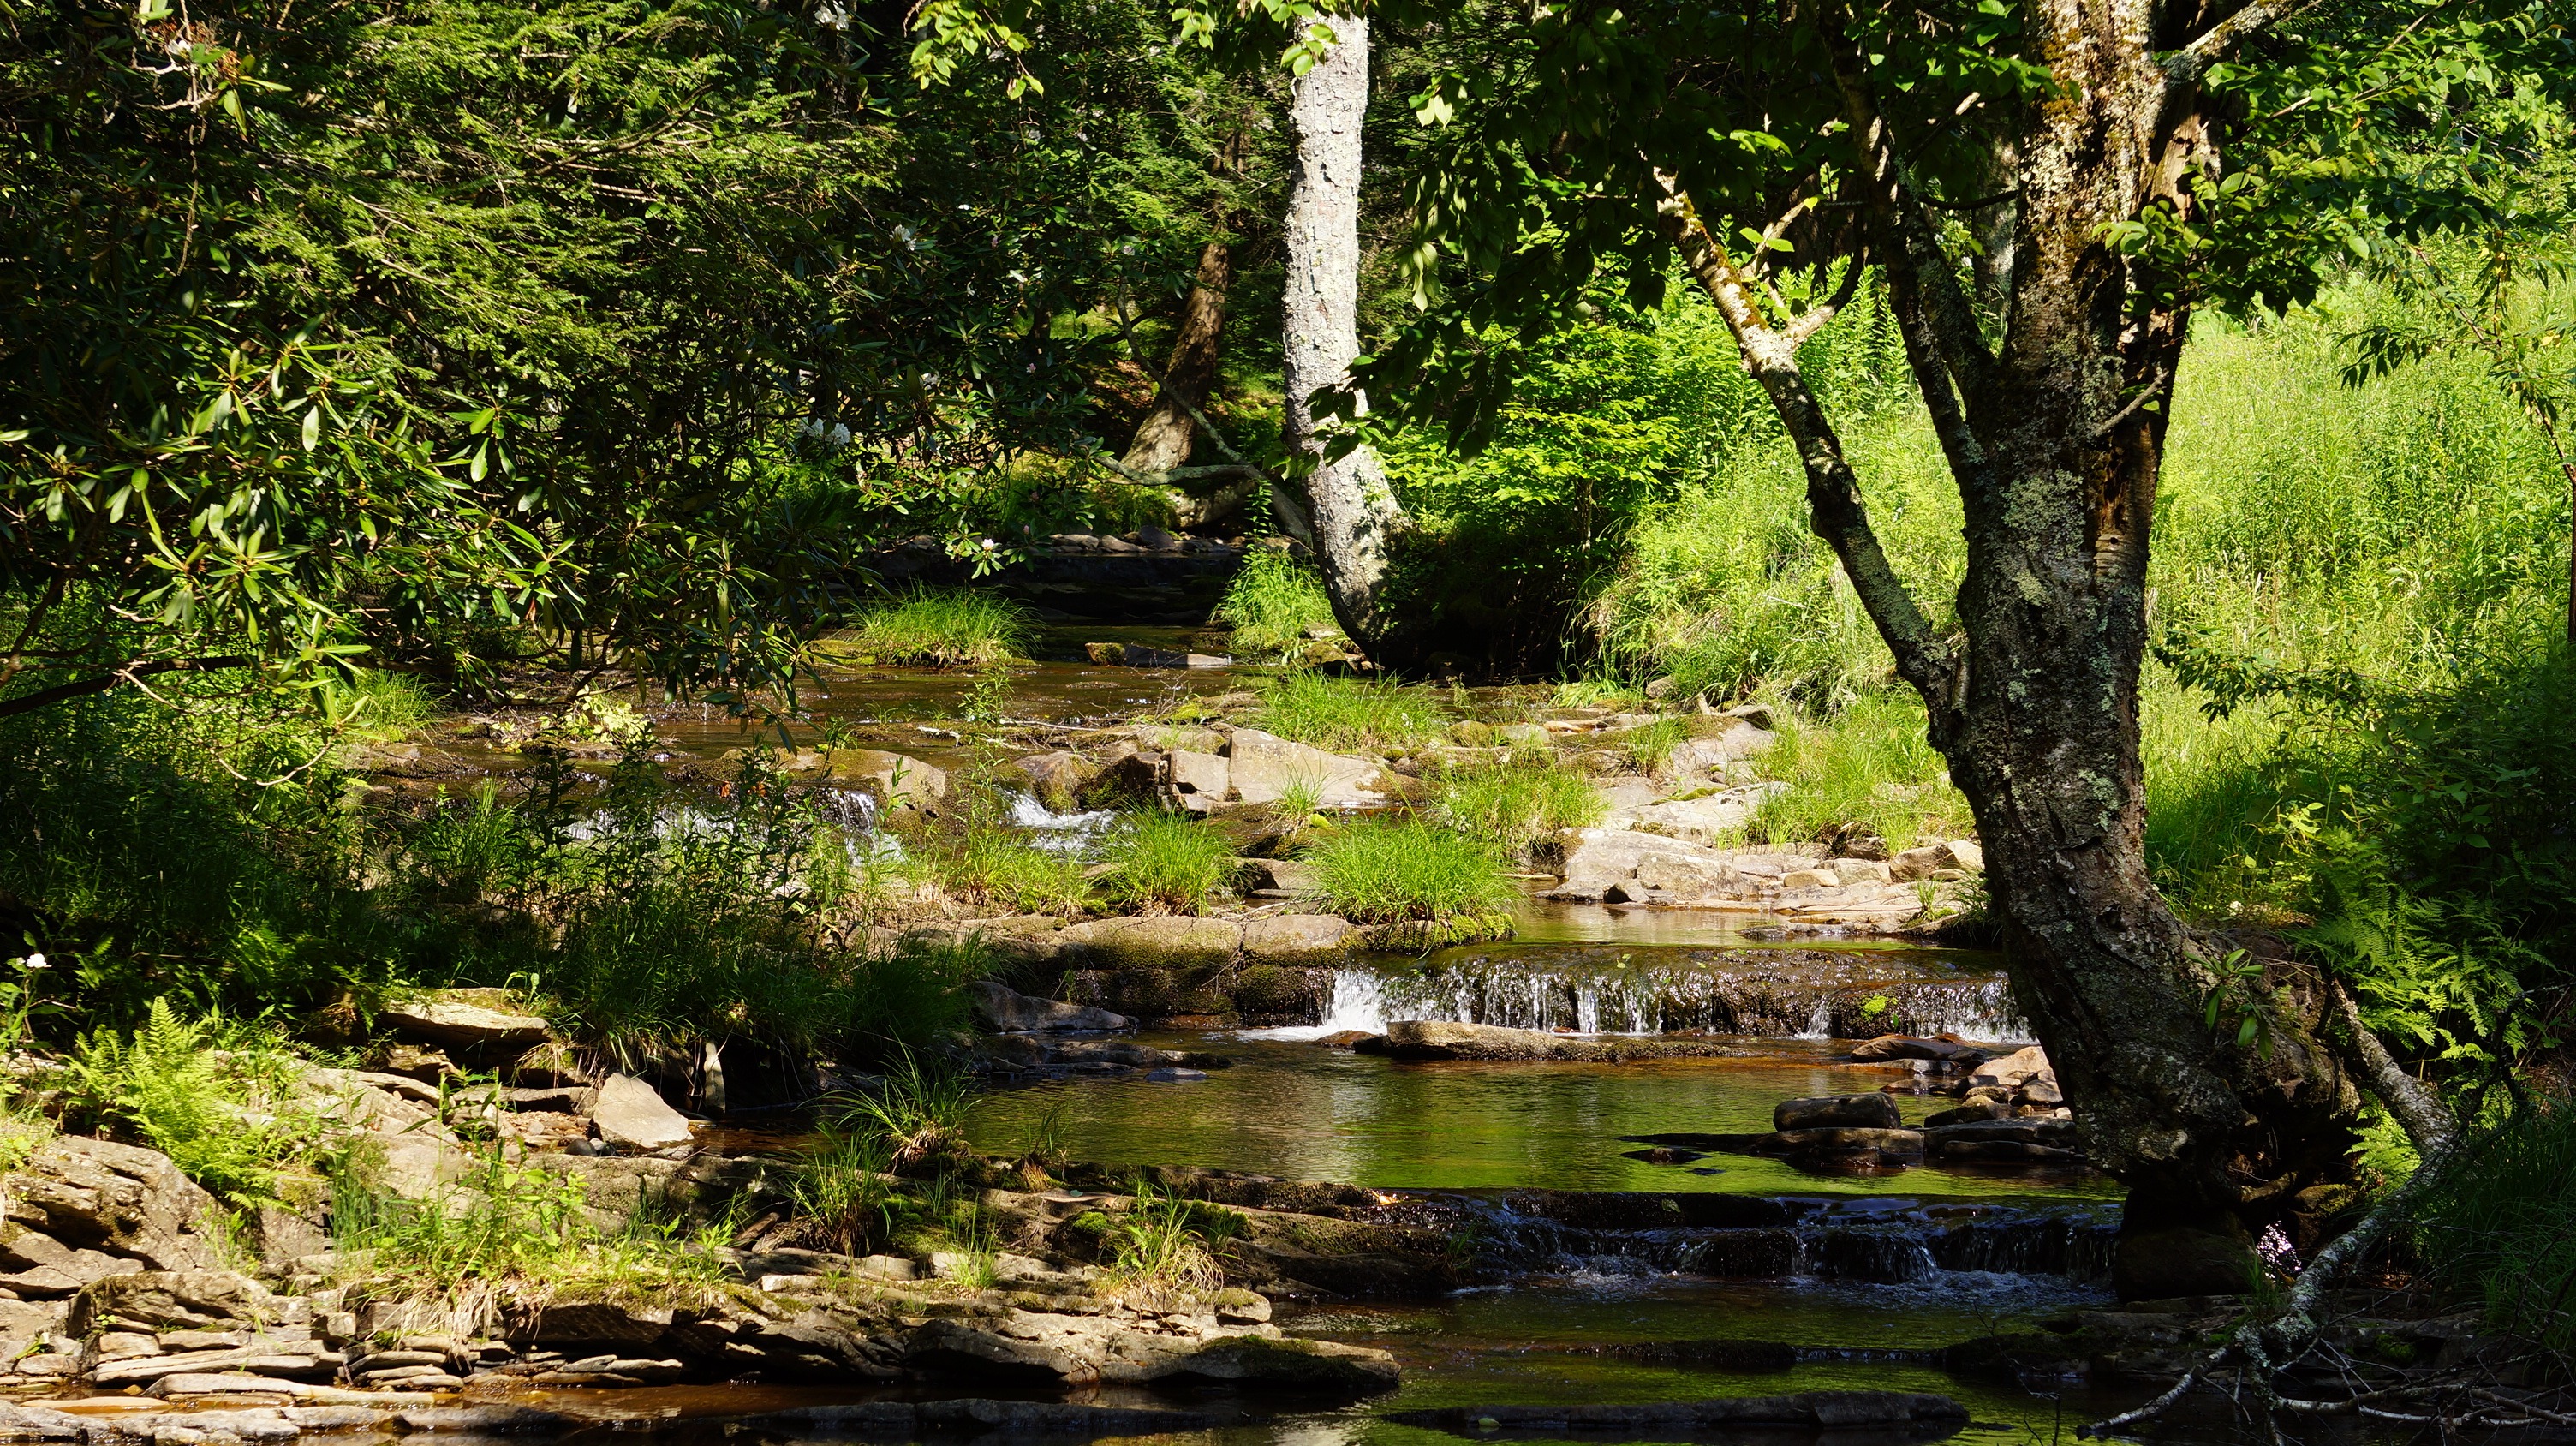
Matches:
[[1239, 915, 1357, 962], [1161, 1335, 1398, 1392], [1008, 751, 1100, 812], [825, 749, 950, 813], [1053, 917, 1243, 969], [2114, 1216, 2260, 1300], [379, 992, 551, 1050], [1966, 1044, 2051, 1091], [6, 1136, 219, 1272], [974, 1037, 1182, 1072], [1367, 1021, 1741, 1063], [1703, 1128, 1926, 1161], [587, 1074, 694, 1153], [1318, 1031, 1377, 1048], [1390, 1389, 1966, 1438], [748, 1400, 1215, 1437], [971, 981, 1130, 1033], [1774, 1094, 1903, 1131], [1848, 1033, 1989, 1066], [1223, 730, 1388, 808]]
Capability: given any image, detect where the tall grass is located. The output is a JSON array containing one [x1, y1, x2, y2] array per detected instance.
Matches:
[[1432, 758, 1606, 857], [1303, 818, 1516, 922], [1218, 547, 1340, 660], [1252, 672, 1449, 754], [1100, 811, 1238, 914], [1744, 691, 1968, 854], [2407, 1102, 2576, 1355], [836, 589, 1032, 666]]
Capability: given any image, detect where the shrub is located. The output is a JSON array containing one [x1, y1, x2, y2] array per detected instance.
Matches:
[[1304, 818, 1516, 923], [1253, 672, 1448, 754], [1432, 759, 1605, 857], [836, 589, 1032, 666], [1101, 811, 1238, 914], [1217, 547, 1340, 660]]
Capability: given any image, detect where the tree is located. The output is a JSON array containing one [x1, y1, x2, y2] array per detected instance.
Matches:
[[1361, 0, 2573, 1290], [1279, 11, 1409, 648]]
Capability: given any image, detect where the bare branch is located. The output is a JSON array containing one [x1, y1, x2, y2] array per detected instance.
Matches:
[[1785, 254, 1869, 345], [0, 655, 256, 720], [2325, 979, 2458, 1156], [2170, 0, 2339, 82]]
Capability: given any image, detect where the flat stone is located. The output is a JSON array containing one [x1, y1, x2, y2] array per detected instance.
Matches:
[[379, 996, 550, 1050], [1625, 787, 1786, 845], [1726, 1127, 1926, 1158], [1052, 917, 1243, 969], [1848, 1033, 1989, 1065], [1166, 750, 1231, 810], [586, 1074, 694, 1152], [74, 1271, 271, 1335], [1392, 1390, 1965, 1437], [1239, 914, 1357, 961], [1223, 729, 1388, 808], [970, 980, 1130, 1033]]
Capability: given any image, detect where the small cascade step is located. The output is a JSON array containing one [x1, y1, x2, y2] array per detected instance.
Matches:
[[1306, 945, 2029, 1043]]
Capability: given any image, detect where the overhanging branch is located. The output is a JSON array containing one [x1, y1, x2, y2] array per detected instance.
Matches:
[[0, 656, 257, 720]]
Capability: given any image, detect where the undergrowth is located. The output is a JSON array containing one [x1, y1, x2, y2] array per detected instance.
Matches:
[[1303, 818, 1516, 923]]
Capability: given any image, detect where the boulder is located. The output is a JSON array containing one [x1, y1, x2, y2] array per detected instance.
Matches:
[[973, 1037, 1183, 1072], [1966, 1044, 2052, 1091], [823, 749, 949, 812], [969, 981, 1130, 1033], [1848, 1034, 1989, 1066], [1239, 915, 1357, 962], [379, 993, 551, 1050], [1223, 730, 1388, 808], [1625, 787, 1786, 845], [1160, 1335, 1399, 1393], [1780, 867, 1840, 891], [2114, 1218, 2259, 1300], [1892, 839, 1985, 881], [1240, 857, 1322, 894], [1052, 917, 1243, 969], [587, 1075, 694, 1153], [69, 1270, 272, 1335], [1831, 858, 1893, 886], [1006, 751, 1099, 812], [1774, 1094, 1903, 1131], [1166, 750, 1231, 812], [1631, 851, 1743, 899], [5, 1135, 218, 1271], [1734, 1127, 1925, 1159]]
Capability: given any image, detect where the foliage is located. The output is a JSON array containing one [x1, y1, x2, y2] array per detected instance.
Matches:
[[55, 1001, 317, 1203], [929, 823, 1094, 916], [788, 1126, 900, 1256], [1217, 549, 1341, 661], [1744, 693, 1967, 855], [1096, 1176, 1242, 1306], [1431, 756, 1604, 857], [1101, 812, 1238, 914], [1252, 672, 1448, 755], [833, 1049, 981, 1171], [2407, 1101, 2576, 1356], [832, 590, 1034, 667], [1303, 818, 1515, 923], [1619, 718, 1691, 777]]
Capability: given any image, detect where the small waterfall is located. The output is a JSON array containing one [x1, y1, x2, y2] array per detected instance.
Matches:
[[1235, 969, 1387, 1041], [817, 788, 903, 869], [1005, 790, 1116, 852], [1316, 947, 2023, 1041]]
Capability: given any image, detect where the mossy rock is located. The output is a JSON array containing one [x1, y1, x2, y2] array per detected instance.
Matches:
[[1358, 914, 1516, 952]]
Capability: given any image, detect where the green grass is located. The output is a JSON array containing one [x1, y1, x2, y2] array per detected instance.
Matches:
[[1303, 817, 1518, 923], [1432, 758, 1606, 857], [933, 824, 1092, 915], [835, 588, 1032, 666], [1096, 1176, 1243, 1306], [1101, 811, 1238, 914], [1252, 671, 1449, 755], [1744, 691, 1968, 854], [1619, 716, 1691, 776], [2407, 1101, 2576, 1354], [834, 1049, 981, 1170], [788, 1126, 899, 1256], [1218, 547, 1341, 660]]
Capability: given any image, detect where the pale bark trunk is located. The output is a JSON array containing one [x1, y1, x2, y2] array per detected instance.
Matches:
[[1281, 12, 1404, 648]]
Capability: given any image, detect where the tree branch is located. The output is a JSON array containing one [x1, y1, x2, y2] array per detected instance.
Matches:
[[2325, 980, 2458, 1156], [0, 656, 257, 720], [1653, 170, 1960, 729], [2169, 0, 2339, 83]]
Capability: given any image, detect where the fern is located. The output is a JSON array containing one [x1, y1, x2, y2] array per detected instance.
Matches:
[[60, 999, 314, 1204]]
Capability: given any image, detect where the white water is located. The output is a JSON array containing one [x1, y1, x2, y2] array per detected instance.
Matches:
[[1239, 970, 1390, 1041], [1005, 789, 1118, 852]]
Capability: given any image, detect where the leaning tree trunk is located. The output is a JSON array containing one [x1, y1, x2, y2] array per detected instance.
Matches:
[[1653, 0, 2369, 1299], [1281, 10, 1404, 648], [1126, 239, 1231, 476]]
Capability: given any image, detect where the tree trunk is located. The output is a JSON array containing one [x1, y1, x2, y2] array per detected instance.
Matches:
[[1125, 239, 1231, 477], [1655, 0, 2370, 1299], [1281, 11, 1404, 648]]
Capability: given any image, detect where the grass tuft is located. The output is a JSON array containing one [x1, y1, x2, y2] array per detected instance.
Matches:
[[1432, 757, 1605, 857], [1217, 547, 1341, 660], [1744, 692, 1967, 854], [2408, 1101, 2576, 1354], [1253, 672, 1448, 755], [1098, 1177, 1243, 1306], [837, 589, 1031, 666], [1303, 817, 1517, 923], [1101, 811, 1238, 914]]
